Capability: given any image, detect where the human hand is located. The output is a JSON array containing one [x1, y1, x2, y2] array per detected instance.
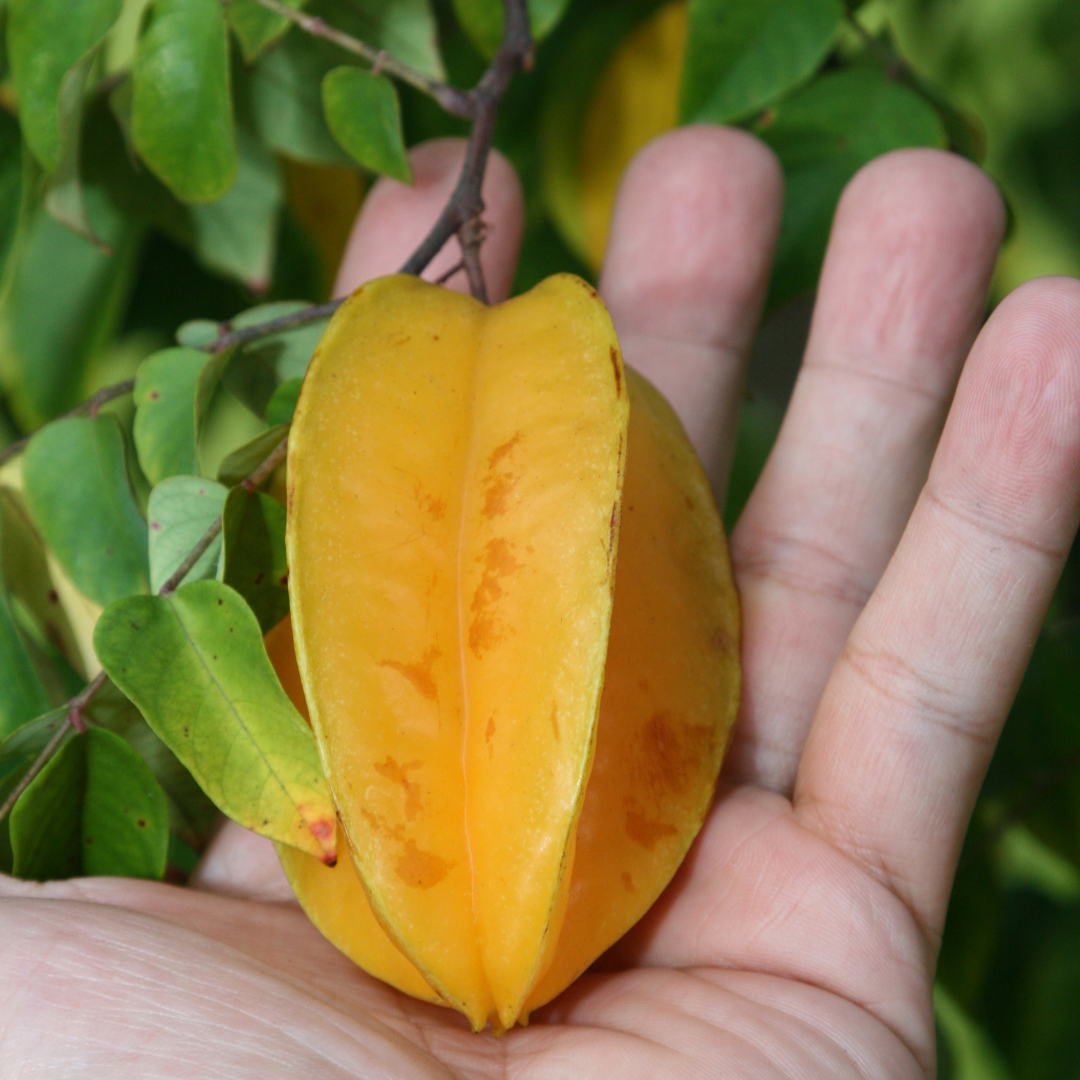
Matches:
[[4, 129, 1079, 1079]]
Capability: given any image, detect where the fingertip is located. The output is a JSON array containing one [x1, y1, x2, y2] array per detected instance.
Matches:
[[602, 125, 783, 345], [334, 138, 524, 302]]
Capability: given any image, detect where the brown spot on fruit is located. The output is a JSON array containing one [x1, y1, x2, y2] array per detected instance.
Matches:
[[378, 645, 440, 703], [710, 627, 734, 653], [640, 710, 713, 796], [396, 840, 450, 889], [610, 346, 621, 396], [622, 871, 635, 893], [485, 714, 496, 756], [482, 472, 516, 519], [487, 433, 522, 470], [625, 809, 677, 851], [469, 537, 522, 656], [414, 482, 447, 521], [374, 757, 424, 821]]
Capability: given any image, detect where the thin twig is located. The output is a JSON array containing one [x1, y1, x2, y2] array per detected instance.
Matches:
[[0, 379, 135, 469], [399, 0, 533, 300], [237, 0, 475, 119], [199, 0, 532, 357], [0, 437, 290, 827], [433, 260, 466, 285]]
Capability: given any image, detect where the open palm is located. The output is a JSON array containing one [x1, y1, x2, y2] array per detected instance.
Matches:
[[4, 130, 1080, 1079]]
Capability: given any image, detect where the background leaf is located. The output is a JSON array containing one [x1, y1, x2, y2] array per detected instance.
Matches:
[[217, 302, 326, 417], [680, 0, 843, 124], [147, 476, 228, 593], [216, 424, 289, 488], [248, 25, 356, 166], [755, 67, 947, 307], [0, 184, 141, 428], [22, 415, 150, 608], [229, 0, 307, 61], [132, 0, 237, 202], [221, 486, 289, 632], [133, 347, 228, 484], [452, 0, 571, 58], [6, 0, 124, 171], [265, 376, 303, 426], [0, 572, 50, 740], [9, 726, 169, 880], [323, 66, 413, 182], [94, 579, 337, 862]]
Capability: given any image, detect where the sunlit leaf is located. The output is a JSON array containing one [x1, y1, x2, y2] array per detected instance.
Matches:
[[452, 0, 571, 58], [217, 424, 289, 488], [221, 487, 288, 632], [94, 580, 337, 862], [147, 477, 228, 593], [754, 68, 946, 307], [9, 726, 169, 881], [132, 0, 237, 203], [6, 0, 124, 171], [22, 416, 150, 608], [346, 0, 446, 81], [133, 347, 230, 484], [229, 0, 307, 61], [680, 0, 842, 124], [323, 66, 413, 183]]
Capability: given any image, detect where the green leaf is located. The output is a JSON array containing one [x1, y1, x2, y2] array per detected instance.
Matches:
[[221, 487, 288, 633], [452, 0, 571, 58], [132, 0, 237, 203], [0, 577, 50, 740], [0, 683, 217, 849], [221, 302, 327, 417], [42, 50, 109, 248], [0, 762, 30, 875], [216, 424, 289, 488], [0, 181, 142, 428], [6, 0, 124, 171], [147, 477, 228, 593], [248, 24, 354, 166], [344, 0, 445, 81], [322, 66, 413, 183], [133, 347, 229, 484], [934, 984, 1012, 1080], [9, 726, 169, 881], [680, 0, 843, 124], [229, 0, 307, 61], [755, 68, 946, 308], [265, 377, 304, 427], [83, 100, 283, 289], [176, 320, 221, 350], [0, 487, 90, 679], [94, 579, 338, 862], [186, 126, 284, 292], [22, 415, 150, 608]]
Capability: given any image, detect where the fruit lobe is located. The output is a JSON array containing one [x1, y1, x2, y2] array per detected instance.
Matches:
[[286, 274, 629, 1030]]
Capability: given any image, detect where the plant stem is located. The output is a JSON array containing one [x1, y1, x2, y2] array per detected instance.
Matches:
[[0, 379, 135, 469], [238, 0, 476, 119]]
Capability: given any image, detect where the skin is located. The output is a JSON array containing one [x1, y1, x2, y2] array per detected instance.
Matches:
[[3, 129, 1080, 1078]]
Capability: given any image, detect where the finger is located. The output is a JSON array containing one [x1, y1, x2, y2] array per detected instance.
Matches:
[[334, 137, 524, 302], [727, 150, 1006, 793], [600, 125, 783, 500], [795, 277, 1080, 946]]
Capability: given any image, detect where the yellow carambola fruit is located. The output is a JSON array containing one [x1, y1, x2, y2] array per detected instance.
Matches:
[[278, 273, 739, 1031], [548, 1, 687, 271]]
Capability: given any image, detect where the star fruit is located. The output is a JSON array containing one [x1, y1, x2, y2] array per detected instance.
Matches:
[[267, 272, 740, 1032]]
